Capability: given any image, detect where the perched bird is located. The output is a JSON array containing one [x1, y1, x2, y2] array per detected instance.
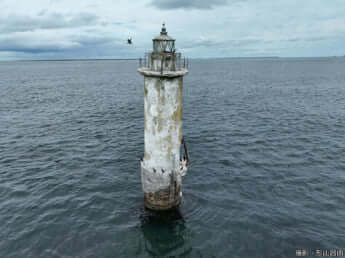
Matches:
[[161, 169, 165, 174], [153, 168, 156, 173]]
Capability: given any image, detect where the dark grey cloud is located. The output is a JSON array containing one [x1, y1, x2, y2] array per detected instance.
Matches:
[[0, 33, 122, 55], [0, 9, 132, 58], [0, 37, 75, 54], [150, 0, 232, 10], [0, 12, 100, 33], [0, 10, 121, 56]]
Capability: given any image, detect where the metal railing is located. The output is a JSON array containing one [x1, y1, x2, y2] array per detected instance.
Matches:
[[139, 52, 189, 72]]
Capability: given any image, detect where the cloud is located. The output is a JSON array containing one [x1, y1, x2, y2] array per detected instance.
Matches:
[[0, 0, 344, 59], [181, 37, 264, 50], [0, 12, 100, 33], [150, 0, 234, 10], [184, 35, 343, 49], [0, 29, 123, 56], [0, 32, 78, 53], [286, 36, 335, 43], [0, 10, 131, 58]]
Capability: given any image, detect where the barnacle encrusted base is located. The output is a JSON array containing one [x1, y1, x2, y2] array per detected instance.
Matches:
[[144, 186, 181, 210], [141, 163, 184, 210]]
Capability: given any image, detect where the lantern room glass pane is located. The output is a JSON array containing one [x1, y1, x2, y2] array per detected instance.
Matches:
[[153, 39, 175, 53], [159, 40, 167, 51], [167, 41, 175, 52], [153, 41, 161, 52]]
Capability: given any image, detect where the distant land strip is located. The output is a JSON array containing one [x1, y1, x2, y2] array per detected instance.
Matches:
[[24, 58, 140, 62]]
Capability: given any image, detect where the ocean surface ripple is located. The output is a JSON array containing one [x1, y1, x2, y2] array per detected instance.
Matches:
[[1, 58, 345, 257]]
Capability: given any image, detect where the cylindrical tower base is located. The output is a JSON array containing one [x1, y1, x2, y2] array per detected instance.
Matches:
[[141, 163, 183, 211], [143, 185, 181, 211]]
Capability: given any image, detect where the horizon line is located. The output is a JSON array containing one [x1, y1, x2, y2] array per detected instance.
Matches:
[[1, 55, 345, 62]]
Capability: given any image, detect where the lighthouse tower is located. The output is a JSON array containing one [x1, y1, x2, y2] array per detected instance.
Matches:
[[138, 23, 189, 210]]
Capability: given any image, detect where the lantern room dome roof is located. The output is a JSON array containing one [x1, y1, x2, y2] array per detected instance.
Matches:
[[153, 23, 175, 41]]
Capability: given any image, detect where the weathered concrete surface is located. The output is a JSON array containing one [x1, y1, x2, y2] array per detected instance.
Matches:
[[140, 75, 185, 210], [143, 76, 183, 171], [138, 24, 188, 210], [141, 162, 183, 210], [140, 160, 186, 190], [144, 188, 181, 210], [138, 68, 188, 78]]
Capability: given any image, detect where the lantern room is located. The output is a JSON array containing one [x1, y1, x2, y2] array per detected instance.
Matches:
[[152, 23, 175, 53]]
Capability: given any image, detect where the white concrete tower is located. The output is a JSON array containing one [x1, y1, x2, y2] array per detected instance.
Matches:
[[138, 23, 189, 210]]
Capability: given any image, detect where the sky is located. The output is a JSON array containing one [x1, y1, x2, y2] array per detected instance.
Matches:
[[0, 0, 344, 60]]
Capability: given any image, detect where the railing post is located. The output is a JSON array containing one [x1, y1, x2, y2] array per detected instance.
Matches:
[[139, 57, 142, 67], [172, 53, 176, 71], [177, 53, 181, 70], [161, 51, 164, 74]]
